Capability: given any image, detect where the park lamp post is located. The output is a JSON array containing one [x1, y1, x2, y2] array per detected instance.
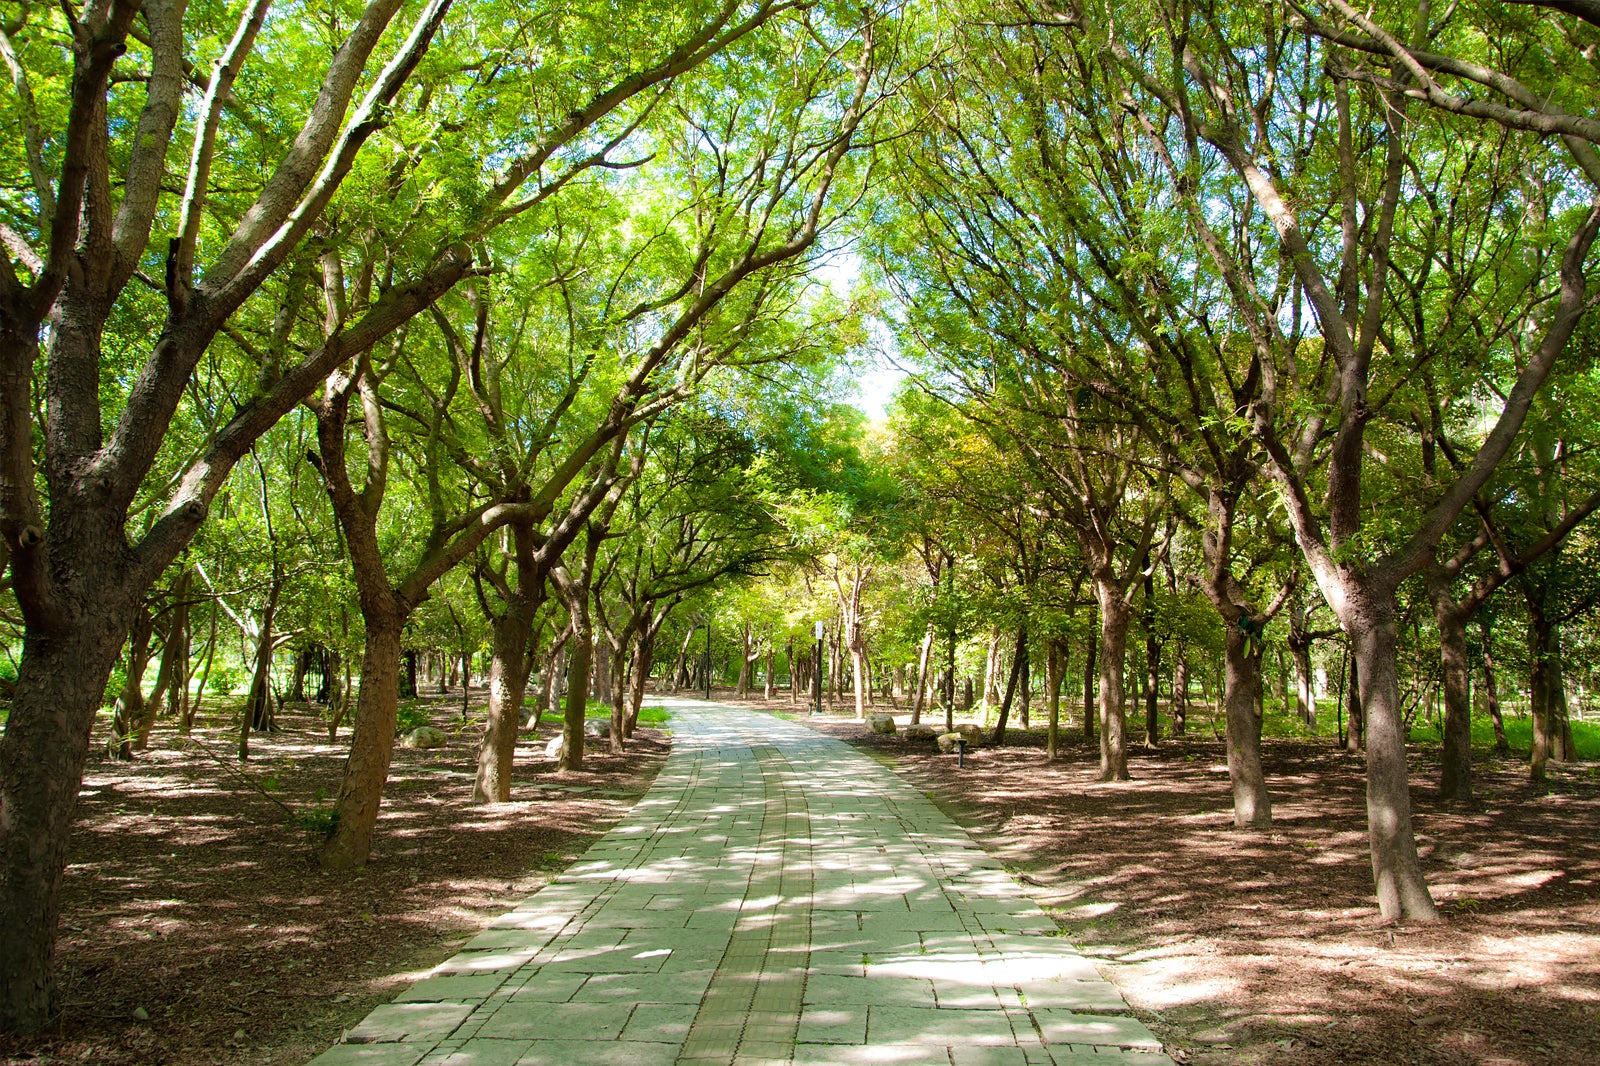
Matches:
[[813, 620, 825, 716]]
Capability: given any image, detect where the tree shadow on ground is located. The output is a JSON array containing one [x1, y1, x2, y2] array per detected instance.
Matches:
[[0, 694, 667, 1066], [803, 710, 1600, 1066]]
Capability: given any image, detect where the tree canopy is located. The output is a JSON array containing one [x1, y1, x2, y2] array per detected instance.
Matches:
[[4, 0, 1600, 1034]]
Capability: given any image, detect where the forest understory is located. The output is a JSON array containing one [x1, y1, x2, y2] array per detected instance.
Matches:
[[0, 692, 669, 1066], [797, 705, 1600, 1066]]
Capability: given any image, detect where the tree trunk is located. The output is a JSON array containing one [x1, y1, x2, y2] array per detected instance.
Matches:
[[624, 632, 654, 738], [239, 574, 282, 760], [944, 634, 956, 732], [401, 650, 418, 698], [0, 606, 140, 1031], [1172, 652, 1188, 736], [1479, 616, 1510, 754], [989, 627, 1027, 746], [1432, 586, 1474, 805], [608, 629, 630, 754], [1350, 607, 1438, 920], [671, 625, 695, 691], [591, 639, 610, 708], [982, 627, 1001, 721], [533, 626, 570, 729], [1045, 638, 1064, 759], [1346, 653, 1364, 752], [1278, 645, 1291, 718], [163, 579, 192, 735], [829, 629, 842, 711], [1223, 622, 1272, 828], [110, 607, 156, 761], [1288, 597, 1314, 727], [787, 638, 797, 706], [850, 644, 868, 721], [1094, 584, 1131, 781], [139, 591, 186, 751], [319, 612, 405, 872], [562, 610, 594, 772], [764, 647, 775, 700], [182, 604, 219, 734], [910, 626, 933, 726], [1293, 640, 1314, 729], [1143, 637, 1160, 748], [737, 623, 752, 697], [1082, 628, 1097, 744], [1018, 643, 1031, 729], [287, 646, 311, 704], [1529, 605, 1568, 781], [1142, 570, 1159, 747], [474, 581, 534, 803], [1527, 600, 1573, 780], [327, 649, 350, 741]]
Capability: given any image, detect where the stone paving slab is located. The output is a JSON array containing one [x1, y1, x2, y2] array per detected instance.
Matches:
[[307, 700, 1172, 1065]]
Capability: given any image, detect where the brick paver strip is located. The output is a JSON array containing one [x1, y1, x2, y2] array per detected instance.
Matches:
[[307, 701, 1173, 1066]]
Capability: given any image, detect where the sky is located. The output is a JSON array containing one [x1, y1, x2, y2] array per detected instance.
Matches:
[[814, 249, 907, 424], [852, 352, 907, 424]]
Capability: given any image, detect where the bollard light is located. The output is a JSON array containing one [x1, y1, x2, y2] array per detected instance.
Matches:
[[956, 735, 967, 768]]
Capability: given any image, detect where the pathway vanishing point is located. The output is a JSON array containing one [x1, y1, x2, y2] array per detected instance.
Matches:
[[307, 699, 1174, 1066]]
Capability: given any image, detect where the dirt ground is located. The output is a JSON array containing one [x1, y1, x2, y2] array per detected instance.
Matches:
[[794, 704, 1600, 1066], [0, 694, 669, 1066], [8, 689, 1596, 1066]]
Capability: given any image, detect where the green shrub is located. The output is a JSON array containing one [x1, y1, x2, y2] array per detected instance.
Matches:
[[206, 665, 247, 696], [291, 805, 338, 837], [103, 663, 128, 706], [396, 700, 430, 734]]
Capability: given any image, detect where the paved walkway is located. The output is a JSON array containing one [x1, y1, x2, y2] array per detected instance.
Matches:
[[308, 700, 1171, 1066]]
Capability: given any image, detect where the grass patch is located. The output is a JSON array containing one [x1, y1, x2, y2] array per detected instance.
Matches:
[[582, 703, 671, 725], [1408, 714, 1600, 759]]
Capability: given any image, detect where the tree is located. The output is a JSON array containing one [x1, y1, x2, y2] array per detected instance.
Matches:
[[0, 0, 852, 1028], [1094, 0, 1600, 917]]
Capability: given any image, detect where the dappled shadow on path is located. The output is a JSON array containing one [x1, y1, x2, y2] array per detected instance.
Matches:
[[430, 700, 1166, 1064], [815, 716, 1600, 1066], [0, 695, 668, 1066]]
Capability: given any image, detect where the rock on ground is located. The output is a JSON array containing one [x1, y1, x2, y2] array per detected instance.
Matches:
[[403, 726, 448, 749], [954, 723, 986, 745]]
